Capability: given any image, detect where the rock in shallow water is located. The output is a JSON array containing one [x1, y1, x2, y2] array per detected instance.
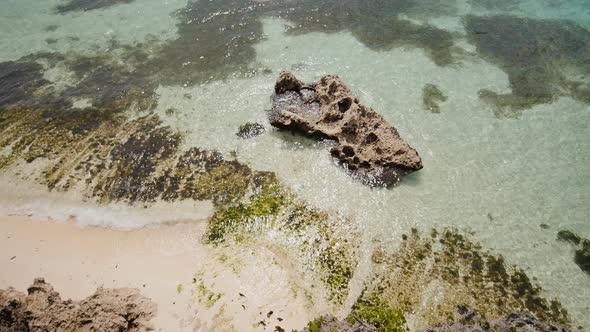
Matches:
[[269, 71, 422, 186]]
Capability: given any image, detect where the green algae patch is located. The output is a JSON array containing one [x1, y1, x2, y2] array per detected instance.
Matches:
[[361, 228, 571, 329], [465, 15, 590, 116], [204, 172, 359, 304], [422, 83, 448, 113], [348, 293, 407, 332], [191, 273, 223, 309]]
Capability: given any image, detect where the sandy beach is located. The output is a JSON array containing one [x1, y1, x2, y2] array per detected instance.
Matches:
[[0, 215, 316, 331]]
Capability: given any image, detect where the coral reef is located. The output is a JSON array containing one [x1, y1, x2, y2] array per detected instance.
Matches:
[[270, 71, 422, 186]]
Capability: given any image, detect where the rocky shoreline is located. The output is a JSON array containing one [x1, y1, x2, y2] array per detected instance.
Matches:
[[0, 278, 156, 332]]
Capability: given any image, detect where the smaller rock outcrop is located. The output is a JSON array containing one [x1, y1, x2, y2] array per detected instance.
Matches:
[[270, 71, 422, 186], [0, 278, 156, 332], [236, 122, 265, 139]]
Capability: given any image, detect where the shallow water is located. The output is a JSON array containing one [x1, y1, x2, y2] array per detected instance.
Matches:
[[1, 0, 589, 330]]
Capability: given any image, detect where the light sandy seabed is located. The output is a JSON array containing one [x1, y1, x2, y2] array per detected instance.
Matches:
[[0, 215, 318, 331]]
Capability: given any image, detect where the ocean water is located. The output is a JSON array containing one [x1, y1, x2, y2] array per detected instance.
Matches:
[[1, 0, 589, 330]]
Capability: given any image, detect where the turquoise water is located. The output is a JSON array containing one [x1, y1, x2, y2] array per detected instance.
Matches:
[[1, 0, 589, 330]]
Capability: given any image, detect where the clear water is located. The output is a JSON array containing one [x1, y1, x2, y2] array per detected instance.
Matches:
[[1, 0, 589, 329]]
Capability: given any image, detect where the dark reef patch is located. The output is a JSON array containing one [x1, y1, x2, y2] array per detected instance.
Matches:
[[56, 0, 134, 14], [422, 83, 447, 113], [362, 228, 571, 329], [142, 0, 269, 86], [278, 0, 458, 66], [0, 61, 50, 109], [556, 230, 590, 275], [465, 15, 590, 115]]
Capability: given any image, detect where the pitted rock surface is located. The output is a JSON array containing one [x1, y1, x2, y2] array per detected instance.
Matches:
[[0, 278, 156, 332], [270, 71, 422, 186]]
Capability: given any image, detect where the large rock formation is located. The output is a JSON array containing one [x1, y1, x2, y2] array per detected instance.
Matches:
[[270, 71, 422, 186], [0, 278, 156, 332]]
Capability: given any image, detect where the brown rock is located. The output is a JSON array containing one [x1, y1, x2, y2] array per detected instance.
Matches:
[[270, 71, 422, 186], [0, 278, 156, 332]]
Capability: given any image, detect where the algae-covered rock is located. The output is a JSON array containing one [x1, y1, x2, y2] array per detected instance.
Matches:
[[270, 71, 423, 187], [355, 228, 571, 330]]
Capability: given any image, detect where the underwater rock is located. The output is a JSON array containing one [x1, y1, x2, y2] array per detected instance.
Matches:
[[0, 278, 156, 332], [556, 230, 590, 275], [421, 306, 570, 332], [574, 240, 590, 275], [557, 230, 581, 245], [422, 83, 447, 113], [270, 71, 423, 186], [236, 122, 265, 139]]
